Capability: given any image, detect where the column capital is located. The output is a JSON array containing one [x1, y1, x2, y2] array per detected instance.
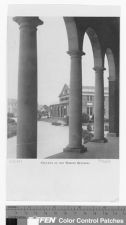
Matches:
[[67, 50, 85, 57], [13, 16, 43, 29], [93, 66, 106, 72]]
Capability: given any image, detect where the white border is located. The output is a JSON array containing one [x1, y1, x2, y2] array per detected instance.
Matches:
[[8, 4, 120, 16], [0, 1, 126, 225], [6, 4, 120, 203]]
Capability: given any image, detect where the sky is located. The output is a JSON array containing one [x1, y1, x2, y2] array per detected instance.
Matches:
[[7, 17, 108, 105]]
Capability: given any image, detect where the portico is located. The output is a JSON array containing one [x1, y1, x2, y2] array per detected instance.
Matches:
[[13, 16, 119, 158]]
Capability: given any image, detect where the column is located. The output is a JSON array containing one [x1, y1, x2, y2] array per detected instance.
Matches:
[[13, 17, 43, 158], [53, 106, 55, 117], [58, 106, 60, 118], [57, 106, 59, 117], [17, 218, 27, 225], [54, 106, 56, 117], [93, 66, 107, 142], [64, 50, 86, 152], [62, 106, 64, 117], [60, 106, 62, 117], [64, 105, 66, 117], [108, 78, 117, 136], [115, 78, 119, 136], [52, 106, 54, 117]]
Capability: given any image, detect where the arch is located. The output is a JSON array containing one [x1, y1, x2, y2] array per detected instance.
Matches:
[[82, 33, 94, 86], [105, 48, 116, 81], [85, 27, 103, 67], [63, 17, 83, 51]]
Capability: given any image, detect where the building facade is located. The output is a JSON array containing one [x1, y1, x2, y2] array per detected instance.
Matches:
[[50, 84, 109, 120]]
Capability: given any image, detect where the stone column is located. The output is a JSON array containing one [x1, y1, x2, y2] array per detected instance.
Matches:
[[60, 106, 62, 117], [108, 78, 116, 136], [52, 106, 54, 117], [64, 50, 86, 152], [64, 105, 66, 116], [59, 106, 61, 117], [17, 218, 27, 225], [93, 66, 107, 142], [13, 17, 43, 158], [62, 106, 64, 117], [54, 106, 56, 117], [57, 106, 59, 117], [59, 106, 60, 117], [115, 78, 119, 137]]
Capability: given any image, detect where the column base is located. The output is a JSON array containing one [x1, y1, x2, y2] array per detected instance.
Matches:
[[107, 132, 118, 137], [63, 145, 87, 153], [90, 137, 108, 143], [17, 143, 37, 159]]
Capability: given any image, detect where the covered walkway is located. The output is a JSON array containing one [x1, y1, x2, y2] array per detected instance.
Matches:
[[47, 136, 119, 159]]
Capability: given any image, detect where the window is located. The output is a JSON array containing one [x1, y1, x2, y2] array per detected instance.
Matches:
[[87, 95, 93, 102], [90, 96, 93, 101], [64, 107, 67, 116], [60, 97, 69, 101], [87, 106, 93, 116], [87, 96, 90, 101], [90, 107, 93, 116], [87, 107, 90, 115]]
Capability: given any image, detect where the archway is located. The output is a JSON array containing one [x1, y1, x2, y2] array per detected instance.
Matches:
[[82, 32, 94, 122], [83, 27, 105, 141], [86, 27, 103, 67]]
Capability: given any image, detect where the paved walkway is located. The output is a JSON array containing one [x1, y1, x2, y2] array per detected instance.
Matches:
[[7, 121, 119, 159], [47, 137, 119, 159]]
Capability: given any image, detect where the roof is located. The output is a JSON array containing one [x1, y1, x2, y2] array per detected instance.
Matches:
[[59, 84, 108, 97], [59, 84, 69, 97]]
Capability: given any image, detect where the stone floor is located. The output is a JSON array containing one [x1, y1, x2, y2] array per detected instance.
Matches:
[[7, 121, 119, 159], [47, 136, 119, 159]]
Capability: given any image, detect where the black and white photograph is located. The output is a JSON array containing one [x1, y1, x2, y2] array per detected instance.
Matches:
[[6, 5, 120, 202], [1, 2, 126, 225], [7, 11, 120, 159]]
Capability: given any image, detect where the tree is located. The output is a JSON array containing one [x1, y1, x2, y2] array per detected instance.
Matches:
[[82, 129, 93, 144], [37, 110, 42, 120], [7, 112, 14, 118]]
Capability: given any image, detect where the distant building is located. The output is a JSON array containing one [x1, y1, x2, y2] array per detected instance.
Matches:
[[8, 99, 49, 118], [8, 99, 17, 117], [50, 84, 109, 119]]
